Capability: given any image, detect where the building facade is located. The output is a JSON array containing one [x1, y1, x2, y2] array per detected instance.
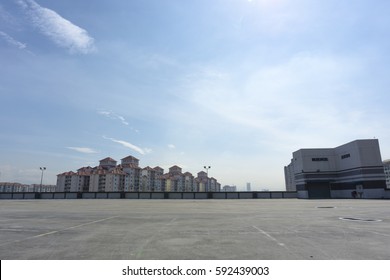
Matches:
[[383, 159, 390, 189], [0, 182, 56, 192], [284, 139, 387, 199], [222, 185, 237, 192], [57, 155, 221, 193]]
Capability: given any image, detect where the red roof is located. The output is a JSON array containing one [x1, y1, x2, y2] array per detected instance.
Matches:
[[121, 155, 139, 161], [99, 157, 117, 162]]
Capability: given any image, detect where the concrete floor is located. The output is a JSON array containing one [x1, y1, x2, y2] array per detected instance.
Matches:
[[0, 199, 389, 259]]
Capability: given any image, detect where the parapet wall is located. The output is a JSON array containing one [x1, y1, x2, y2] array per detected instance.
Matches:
[[0, 191, 297, 200]]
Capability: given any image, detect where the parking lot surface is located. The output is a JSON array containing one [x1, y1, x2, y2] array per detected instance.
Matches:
[[0, 199, 389, 259]]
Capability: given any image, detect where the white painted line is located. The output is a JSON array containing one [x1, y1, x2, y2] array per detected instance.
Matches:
[[43, 216, 120, 233], [252, 225, 285, 247], [0, 216, 119, 247]]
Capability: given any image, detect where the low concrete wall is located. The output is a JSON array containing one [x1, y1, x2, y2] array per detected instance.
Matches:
[[194, 193, 208, 199], [151, 193, 164, 199], [238, 192, 253, 199], [212, 193, 225, 199], [257, 192, 271, 198], [226, 192, 239, 199], [12, 193, 24, 199], [168, 193, 182, 199], [0, 191, 299, 200], [0, 193, 12, 199], [96, 193, 108, 199], [270, 192, 284, 199], [125, 193, 139, 199], [41, 193, 54, 199], [183, 193, 195, 199], [283, 192, 298, 198], [108, 193, 121, 199], [139, 193, 151, 199], [82, 193, 96, 199], [331, 189, 386, 199], [24, 193, 36, 199], [54, 193, 65, 199]]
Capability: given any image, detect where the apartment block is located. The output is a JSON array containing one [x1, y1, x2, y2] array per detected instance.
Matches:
[[57, 155, 221, 192], [0, 183, 56, 192]]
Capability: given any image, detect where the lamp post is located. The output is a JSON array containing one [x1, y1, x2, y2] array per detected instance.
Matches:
[[203, 166, 211, 191], [40, 167, 46, 192]]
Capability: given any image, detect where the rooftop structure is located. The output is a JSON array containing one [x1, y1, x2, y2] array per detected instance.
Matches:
[[285, 139, 386, 199]]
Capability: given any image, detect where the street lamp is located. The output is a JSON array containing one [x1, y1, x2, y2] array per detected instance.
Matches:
[[40, 167, 46, 192], [203, 166, 211, 191]]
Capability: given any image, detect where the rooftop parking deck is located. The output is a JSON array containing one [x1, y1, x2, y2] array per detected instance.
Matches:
[[0, 199, 389, 259]]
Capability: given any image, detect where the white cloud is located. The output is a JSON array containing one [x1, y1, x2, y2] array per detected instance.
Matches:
[[18, 0, 95, 54], [66, 147, 98, 154], [168, 144, 176, 149], [0, 31, 26, 49], [103, 136, 151, 155], [98, 110, 129, 126], [181, 52, 374, 150], [0, 164, 44, 184]]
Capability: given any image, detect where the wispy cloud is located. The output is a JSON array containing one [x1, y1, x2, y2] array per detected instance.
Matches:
[[103, 136, 151, 155], [168, 144, 176, 149], [98, 110, 129, 126], [0, 31, 26, 49], [18, 0, 95, 54], [181, 52, 373, 150], [66, 147, 98, 154]]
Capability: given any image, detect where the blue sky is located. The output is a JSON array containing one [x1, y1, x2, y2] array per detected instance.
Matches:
[[1, 0, 390, 190]]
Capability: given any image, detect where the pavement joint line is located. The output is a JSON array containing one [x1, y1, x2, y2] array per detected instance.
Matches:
[[0, 216, 120, 247]]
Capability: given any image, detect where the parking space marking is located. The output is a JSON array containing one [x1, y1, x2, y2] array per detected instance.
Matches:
[[0, 216, 119, 247], [252, 225, 285, 247]]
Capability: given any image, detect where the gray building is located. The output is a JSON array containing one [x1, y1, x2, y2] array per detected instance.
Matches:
[[285, 139, 386, 199], [383, 159, 390, 189]]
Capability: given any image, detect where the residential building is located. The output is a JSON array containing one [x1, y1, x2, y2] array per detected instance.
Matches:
[[284, 139, 387, 199], [56, 155, 220, 193], [140, 166, 155, 192], [121, 156, 141, 192], [153, 167, 164, 191], [0, 183, 56, 192], [222, 185, 237, 192], [197, 171, 208, 191], [89, 166, 126, 192], [183, 172, 195, 192], [56, 171, 79, 192], [0, 182, 30, 192]]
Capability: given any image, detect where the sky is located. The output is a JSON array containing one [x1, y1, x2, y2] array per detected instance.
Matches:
[[1, 0, 390, 190]]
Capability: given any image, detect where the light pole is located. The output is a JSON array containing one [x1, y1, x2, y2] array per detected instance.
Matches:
[[40, 167, 46, 192], [204, 166, 211, 191]]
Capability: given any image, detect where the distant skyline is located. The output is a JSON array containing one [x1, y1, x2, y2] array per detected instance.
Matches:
[[1, 0, 390, 190]]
